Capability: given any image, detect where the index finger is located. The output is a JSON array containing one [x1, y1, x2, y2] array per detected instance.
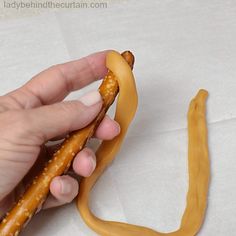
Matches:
[[7, 50, 108, 108]]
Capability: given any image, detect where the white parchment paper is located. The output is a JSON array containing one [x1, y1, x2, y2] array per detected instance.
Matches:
[[0, 1, 236, 235]]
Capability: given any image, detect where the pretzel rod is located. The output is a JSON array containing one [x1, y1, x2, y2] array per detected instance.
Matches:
[[0, 51, 135, 236]]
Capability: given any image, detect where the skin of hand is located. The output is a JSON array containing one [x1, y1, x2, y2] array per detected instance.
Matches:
[[0, 51, 120, 217]]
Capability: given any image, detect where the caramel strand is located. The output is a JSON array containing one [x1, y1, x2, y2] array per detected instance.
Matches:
[[0, 51, 134, 236], [77, 52, 210, 236]]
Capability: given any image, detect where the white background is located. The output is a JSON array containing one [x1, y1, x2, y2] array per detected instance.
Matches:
[[0, 1, 236, 235]]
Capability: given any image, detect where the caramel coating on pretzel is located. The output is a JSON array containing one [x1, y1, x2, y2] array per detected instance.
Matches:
[[0, 51, 134, 236], [77, 52, 209, 236]]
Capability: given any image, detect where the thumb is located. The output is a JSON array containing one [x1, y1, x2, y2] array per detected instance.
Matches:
[[23, 90, 102, 143]]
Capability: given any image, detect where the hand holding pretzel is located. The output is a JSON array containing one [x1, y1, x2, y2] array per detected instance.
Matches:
[[0, 51, 120, 219]]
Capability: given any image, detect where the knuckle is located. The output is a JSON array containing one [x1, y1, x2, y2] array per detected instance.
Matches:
[[60, 101, 80, 113], [58, 103, 75, 129], [60, 101, 84, 121], [50, 64, 73, 92]]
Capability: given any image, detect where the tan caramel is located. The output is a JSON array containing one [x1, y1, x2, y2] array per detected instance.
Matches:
[[77, 52, 209, 236]]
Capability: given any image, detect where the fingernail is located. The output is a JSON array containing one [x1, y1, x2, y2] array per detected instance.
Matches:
[[60, 179, 72, 195], [79, 90, 102, 106], [114, 120, 121, 134], [88, 155, 96, 174]]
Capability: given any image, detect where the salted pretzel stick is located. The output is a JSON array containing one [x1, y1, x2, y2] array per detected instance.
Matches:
[[0, 51, 135, 236]]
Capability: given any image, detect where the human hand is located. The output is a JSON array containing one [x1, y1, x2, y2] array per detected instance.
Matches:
[[0, 51, 120, 217]]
